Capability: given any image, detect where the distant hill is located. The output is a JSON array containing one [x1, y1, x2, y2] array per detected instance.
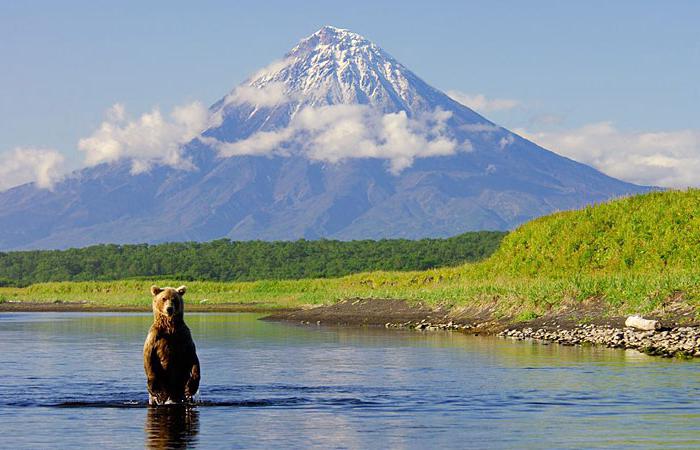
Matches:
[[0, 26, 649, 250]]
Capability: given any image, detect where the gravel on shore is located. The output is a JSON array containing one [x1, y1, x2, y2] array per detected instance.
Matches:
[[498, 324, 700, 358]]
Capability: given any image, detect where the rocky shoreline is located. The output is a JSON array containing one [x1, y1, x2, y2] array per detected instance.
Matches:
[[499, 324, 700, 358], [383, 319, 700, 358], [384, 319, 500, 333], [268, 299, 700, 359]]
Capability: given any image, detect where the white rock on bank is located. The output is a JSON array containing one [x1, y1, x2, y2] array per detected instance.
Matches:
[[625, 315, 660, 331]]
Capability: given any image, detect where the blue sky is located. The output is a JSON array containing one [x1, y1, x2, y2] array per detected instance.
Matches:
[[1, 0, 698, 188]]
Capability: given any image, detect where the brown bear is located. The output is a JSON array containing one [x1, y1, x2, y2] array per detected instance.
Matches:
[[143, 285, 200, 405]]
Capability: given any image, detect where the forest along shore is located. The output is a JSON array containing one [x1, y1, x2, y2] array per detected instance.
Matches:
[[264, 298, 700, 359]]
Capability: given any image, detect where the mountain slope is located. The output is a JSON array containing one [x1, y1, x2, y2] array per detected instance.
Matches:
[[0, 26, 650, 250]]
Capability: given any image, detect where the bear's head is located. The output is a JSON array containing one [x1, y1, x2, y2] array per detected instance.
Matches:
[[150, 285, 187, 321]]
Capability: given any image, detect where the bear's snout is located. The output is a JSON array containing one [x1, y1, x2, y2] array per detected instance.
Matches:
[[161, 299, 177, 316]]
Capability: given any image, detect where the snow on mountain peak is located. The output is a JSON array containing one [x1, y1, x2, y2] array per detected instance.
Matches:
[[205, 26, 490, 174], [218, 26, 440, 115], [287, 25, 382, 60]]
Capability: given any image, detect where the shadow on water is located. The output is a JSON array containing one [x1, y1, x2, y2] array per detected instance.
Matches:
[[145, 405, 200, 450]]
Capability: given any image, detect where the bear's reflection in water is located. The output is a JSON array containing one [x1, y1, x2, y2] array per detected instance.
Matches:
[[145, 405, 200, 450]]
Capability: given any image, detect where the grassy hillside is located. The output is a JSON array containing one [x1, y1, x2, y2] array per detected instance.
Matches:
[[489, 189, 700, 275], [3, 190, 699, 320]]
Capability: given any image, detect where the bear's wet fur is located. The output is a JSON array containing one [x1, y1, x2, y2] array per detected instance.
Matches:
[[143, 285, 200, 405]]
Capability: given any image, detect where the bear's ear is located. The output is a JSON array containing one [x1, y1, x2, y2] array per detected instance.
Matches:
[[150, 285, 162, 296], [176, 285, 187, 296]]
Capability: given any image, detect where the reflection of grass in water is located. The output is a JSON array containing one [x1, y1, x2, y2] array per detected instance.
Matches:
[[3, 190, 700, 322]]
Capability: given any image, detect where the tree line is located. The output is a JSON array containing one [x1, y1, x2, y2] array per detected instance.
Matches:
[[0, 232, 506, 286]]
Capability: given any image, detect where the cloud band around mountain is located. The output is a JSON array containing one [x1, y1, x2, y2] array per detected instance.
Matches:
[[0, 147, 66, 191], [78, 102, 211, 174], [447, 91, 519, 112], [2, 96, 700, 192], [205, 104, 465, 174]]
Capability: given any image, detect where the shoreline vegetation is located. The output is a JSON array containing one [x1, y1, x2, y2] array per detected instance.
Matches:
[[0, 232, 504, 286], [2, 190, 700, 357]]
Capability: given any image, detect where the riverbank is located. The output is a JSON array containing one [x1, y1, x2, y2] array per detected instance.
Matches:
[[264, 298, 700, 358], [3, 295, 700, 358], [3, 267, 700, 319]]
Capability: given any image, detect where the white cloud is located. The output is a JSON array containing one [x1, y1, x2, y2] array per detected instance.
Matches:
[[209, 105, 465, 174], [204, 128, 295, 157], [106, 103, 126, 122], [0, 147, 66, 191], [447, 91, 519, 112], [223, 82, 290, 108], [517, 122, 700, 188], [247, 57, 294, 82], [460, 123, 501, 133], [498, 134, 515, 150], [78, 102, 210, 174], [210, 80, 294, 127]]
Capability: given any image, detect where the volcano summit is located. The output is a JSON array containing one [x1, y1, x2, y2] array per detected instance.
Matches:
[[0, 26, 648, 250]]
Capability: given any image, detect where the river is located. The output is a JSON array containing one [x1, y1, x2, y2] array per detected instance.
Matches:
[[1, 312, 699, 449]]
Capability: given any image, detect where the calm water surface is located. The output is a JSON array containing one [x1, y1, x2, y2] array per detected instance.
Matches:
[[1, 312, 699, 449]]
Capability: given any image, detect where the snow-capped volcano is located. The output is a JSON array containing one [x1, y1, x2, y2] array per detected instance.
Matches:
[[0, 26, 649, 250], [217, 25, 454, 114], [212, 25, 486, 123], [206, 26, 489, 172]]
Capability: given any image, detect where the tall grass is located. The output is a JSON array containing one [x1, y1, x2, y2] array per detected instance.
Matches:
[[489, 189, 700, 275]]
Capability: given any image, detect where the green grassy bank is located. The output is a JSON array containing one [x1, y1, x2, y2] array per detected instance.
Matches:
[[3, 190, 699, 321]]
